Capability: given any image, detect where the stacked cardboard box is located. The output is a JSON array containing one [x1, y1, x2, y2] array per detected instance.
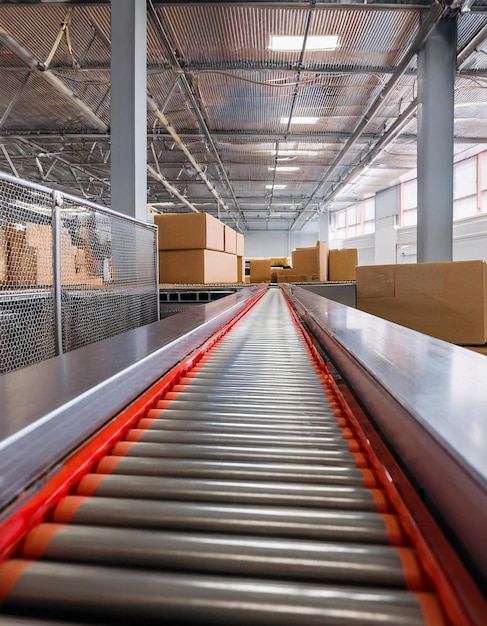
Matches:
[[155, 213, 244, 284], [249, 242, 361, 284], [1, 223, 104, 287], [291, 241, 329, 282], [329, 248, 358, 281], [356, 261, 487, 345]]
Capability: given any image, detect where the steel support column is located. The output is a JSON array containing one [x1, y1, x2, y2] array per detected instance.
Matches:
[[417, 18, 456, 262], [110, 0, 147, 221], [319, 211, 329, 241]]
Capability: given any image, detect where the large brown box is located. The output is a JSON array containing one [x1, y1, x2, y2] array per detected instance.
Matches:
[[237, 256, 244, 283], [329, 248, 358, 281], [224, 225, 237, 254], [236, 233, 244, 257], [462, 345, 487, 356], [275, 268, 310, 283], [356, 261, 487, 345], [270, 256, 291, 268], [291, 241, 328, 281], [249, 258, 271, 283], [159, 249, 237, 284], [155, 213, 225, 252]]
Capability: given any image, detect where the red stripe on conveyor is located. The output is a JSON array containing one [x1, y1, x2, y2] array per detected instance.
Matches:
[[0, 290, 266, 561]]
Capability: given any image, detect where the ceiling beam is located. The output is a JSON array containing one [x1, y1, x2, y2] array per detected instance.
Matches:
[[0, 25, 108, 132], [0, 1, 434, 9], [1, 130, 487, 144]]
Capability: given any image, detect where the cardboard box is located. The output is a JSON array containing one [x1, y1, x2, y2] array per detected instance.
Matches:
[[270, 256, 291, 268], [154, 213, 225, 252], [329, 248, 358, 281], [275, 268, 310, 283], [236, 233, 244, 257], [356, 261, 487, 345], [237, 256, 244, 283], [249, 258, 271, 283], [159, 249, 237, 284], [1, 226, 37, 286], [224, 225, 237, 254], [291, 241, 328, 281], [462, 345, 487, 356]]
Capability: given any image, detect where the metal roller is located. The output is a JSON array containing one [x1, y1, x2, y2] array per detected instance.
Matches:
[[21, 523, 422, 587], [147, 408, 340, 421], [136, 416, 343, 434], [53, 497, 402, 544], [95, 457, 376, 486], [110, 441, 367, 466], [154, 400, 330, 416], [0, 561, 443, 626], [123, 428, 353, 449], [76, 474, 388, 511]]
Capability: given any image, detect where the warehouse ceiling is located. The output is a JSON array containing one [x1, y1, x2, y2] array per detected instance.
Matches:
[[1, 1, 487, 232]]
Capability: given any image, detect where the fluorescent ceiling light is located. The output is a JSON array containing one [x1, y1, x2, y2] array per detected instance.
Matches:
[[268, 166, 300, 172], [280, 116, 319, 125], [274, 150, 319, 157], [269, 35, 339, 52], [266, 184, 287, 190]]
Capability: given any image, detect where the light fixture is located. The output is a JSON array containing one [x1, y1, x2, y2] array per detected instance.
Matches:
[[280, 116, 319, 125], [273, 150, 319, 157], [268, 35, 339, 52], [268, 166, 300, 172], [266, 184, 287, 190]]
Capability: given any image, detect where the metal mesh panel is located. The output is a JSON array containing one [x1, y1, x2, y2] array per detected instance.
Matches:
[[0, 177, 56, 373], [60, 197, 158, 352], [0, 172, 158, 373]]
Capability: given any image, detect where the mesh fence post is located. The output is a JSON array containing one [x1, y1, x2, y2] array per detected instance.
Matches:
[[52, 190, 64, 356]]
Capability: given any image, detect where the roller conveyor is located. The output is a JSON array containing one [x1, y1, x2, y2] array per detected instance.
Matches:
[[0, 288, 486, 625]]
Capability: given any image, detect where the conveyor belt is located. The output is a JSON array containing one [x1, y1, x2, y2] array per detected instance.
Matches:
[[0, 288, 479, 624]]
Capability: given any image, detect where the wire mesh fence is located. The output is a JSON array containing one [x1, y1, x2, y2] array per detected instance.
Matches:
[[0, 172, 158, 374]]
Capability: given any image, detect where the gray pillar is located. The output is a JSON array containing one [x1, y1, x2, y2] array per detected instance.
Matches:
[[319, 211, 329, 242], [375, 187, 399, 265], [417, 18, 456, 262], [110, 0, 147, 221]]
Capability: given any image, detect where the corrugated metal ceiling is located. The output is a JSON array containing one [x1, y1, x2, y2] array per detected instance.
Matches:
[[0, 1, 486, 231]]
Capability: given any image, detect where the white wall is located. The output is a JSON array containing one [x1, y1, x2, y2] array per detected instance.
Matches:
[[243, 212, 487, 263], [337, 213, 487, 266], [329, 234, 375, 266], [244, 229, 320, 258]]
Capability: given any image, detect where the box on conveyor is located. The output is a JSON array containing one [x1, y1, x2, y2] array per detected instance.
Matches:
[[329, 248, 358, 281], [461, 345, 487, 356], [270, 257, 291, 268], [224, 224, 237, 254], [274, 268, 311, 283], [356, 261, 487, 345], [291, 241, 328, 281], [159, 249, 238, 284], [237, 256, 245, 283], [249, 258, 272, 283], [236, 233, 244, 257], [154, 213, 225, 252]]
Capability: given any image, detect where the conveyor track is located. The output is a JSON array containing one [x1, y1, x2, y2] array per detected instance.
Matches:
[[0, 288, 470, 624]]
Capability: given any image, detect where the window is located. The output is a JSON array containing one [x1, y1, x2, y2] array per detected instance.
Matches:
[[401, 179, 417, 227], [454, 156, 478, 220], [332, 197, 375, 240]]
